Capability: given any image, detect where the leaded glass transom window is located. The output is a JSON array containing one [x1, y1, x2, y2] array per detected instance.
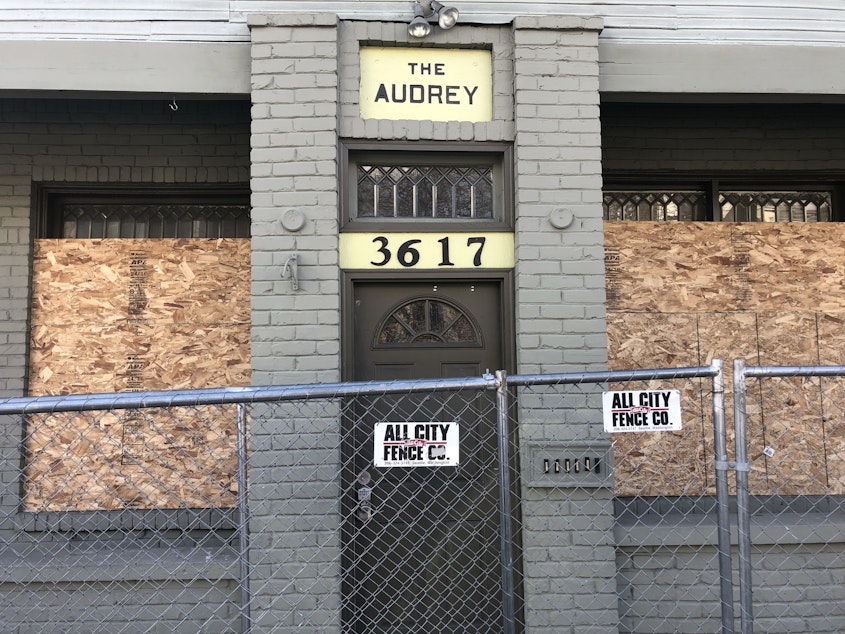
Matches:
[[375, 298, 482, 347], [357, 164, 494, 219], [603, 185, 836, 222], [60, 203, 251, 238], [719, 191, 831, 222], [603, 190, 709, 221]]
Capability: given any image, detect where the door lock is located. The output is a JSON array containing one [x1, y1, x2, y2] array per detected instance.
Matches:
[[355, 471, 373, 521]]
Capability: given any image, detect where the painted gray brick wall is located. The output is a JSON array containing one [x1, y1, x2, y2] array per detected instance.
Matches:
[[0, 176, 29, 399], [512, 17, 616, 634], [750, 544, 845, 634], [248, 13, 617, 633], [513, 17, 606, 376], [617, 539, 845, 634], [248, 14, 343, 632], [249, 13, 341, 388]]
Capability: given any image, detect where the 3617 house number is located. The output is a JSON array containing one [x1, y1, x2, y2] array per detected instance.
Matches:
[[338, 232, 514, 270], [370, 235, 486, 267]]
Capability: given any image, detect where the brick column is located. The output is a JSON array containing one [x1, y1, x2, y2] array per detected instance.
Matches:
[[248, 13, 343, 632], [249, 13, 341, 387], [512, 17, 617, 634], [0, 174, 30, 399], [0, 173, 32, 551]]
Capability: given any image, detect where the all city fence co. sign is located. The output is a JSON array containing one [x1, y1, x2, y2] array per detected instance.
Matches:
[[359, 47, 493, 122], [374, 422, 460, 467], [602, 389, 683, 433]]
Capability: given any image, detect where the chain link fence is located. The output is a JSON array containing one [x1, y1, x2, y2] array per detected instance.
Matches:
[[508, 363, 731, 634], [733, 362, 845, 634], [0, 362, 843, 632]]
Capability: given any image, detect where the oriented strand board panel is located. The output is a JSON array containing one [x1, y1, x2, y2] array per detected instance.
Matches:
[[755, 312, 825, 495], [818, 315, 845, 493], [607, 312, 707, 497], [605, 222, 739, 313], [24, 406, 239, 511], [26, 238, 250, 512], [605, 222, 845, 314], [697, 312, 759, 494], [742, 224, 845, 312], [28, 323, 250, 394], [31, 238, 250, 327], [606, 222, 845, 498]]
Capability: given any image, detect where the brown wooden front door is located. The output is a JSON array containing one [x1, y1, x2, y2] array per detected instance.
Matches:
[[342, 280, 507, 633]]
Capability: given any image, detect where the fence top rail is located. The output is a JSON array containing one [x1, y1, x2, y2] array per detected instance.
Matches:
[[0, 375, 499, 415], [742, 364, 845, 378], [506, 363, 721, 388], [0, 362, 724, 415]]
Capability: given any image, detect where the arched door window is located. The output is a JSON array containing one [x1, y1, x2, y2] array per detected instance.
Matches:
[[374, 296, 482, 347]]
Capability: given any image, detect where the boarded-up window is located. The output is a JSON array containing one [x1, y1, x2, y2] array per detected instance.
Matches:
[[26, 186, 250, 512]]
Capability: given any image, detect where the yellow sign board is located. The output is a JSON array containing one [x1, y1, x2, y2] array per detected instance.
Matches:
[[359, 47, 492, 122], [339, 232, 513, 270]]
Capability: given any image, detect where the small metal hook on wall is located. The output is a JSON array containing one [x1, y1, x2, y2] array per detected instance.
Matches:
[[169, 97, 179, 112], [282, 254, 299, 290]]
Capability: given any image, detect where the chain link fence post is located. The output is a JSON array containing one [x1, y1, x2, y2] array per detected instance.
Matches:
[[495, 369, 517, 634], [236, 403, 252, 634], [711, 359, 735, 634], [733, 359, 754, 634]]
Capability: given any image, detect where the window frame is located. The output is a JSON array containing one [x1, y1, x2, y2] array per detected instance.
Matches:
[[339, 140, 514, 232], [33, 183, 251, 239], [603, 174, 845, 223]]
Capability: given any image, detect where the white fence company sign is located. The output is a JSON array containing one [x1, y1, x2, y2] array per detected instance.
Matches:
[[602, 390, 682, 433], [373, 422, 460, 467]]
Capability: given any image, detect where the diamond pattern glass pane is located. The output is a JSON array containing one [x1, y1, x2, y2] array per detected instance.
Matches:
[[719, 191, 831, 222], [357, 164, 494, 219], [603, 190, 709, 221]]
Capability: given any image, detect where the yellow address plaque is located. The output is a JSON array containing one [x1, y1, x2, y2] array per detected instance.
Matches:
[[339, 233, 514, 270]]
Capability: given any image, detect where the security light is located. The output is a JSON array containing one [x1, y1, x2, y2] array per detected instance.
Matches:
[[432, 1, 459, 30], [408, 1, 460, 38], [408, 2, 432, 38]]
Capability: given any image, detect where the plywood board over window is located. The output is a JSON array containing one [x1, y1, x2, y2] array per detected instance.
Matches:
[[606, 222, 845, 497], [25, 238, 250, 512]]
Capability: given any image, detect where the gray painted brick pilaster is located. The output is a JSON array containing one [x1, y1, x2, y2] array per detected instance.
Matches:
[[249, 14, 343, 633], [0, 174, 31, 399], [512, 18, 617, 634], [0, 172, 32, 592], [249, 13, 341, 387]]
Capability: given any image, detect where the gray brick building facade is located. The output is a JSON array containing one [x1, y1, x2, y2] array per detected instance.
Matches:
[[2, 2, 845, 632], [245, 14, 613, 631]]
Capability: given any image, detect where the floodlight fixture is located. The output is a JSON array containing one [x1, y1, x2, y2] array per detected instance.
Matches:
[[432, 1, 459, 30], [408, 2, 432, 38], [408, 1, 460, 38]]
